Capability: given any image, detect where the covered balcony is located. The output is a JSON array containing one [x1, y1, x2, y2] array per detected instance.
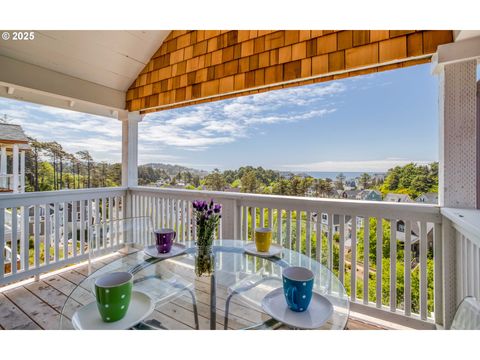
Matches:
[[0, 30, 479, 331]]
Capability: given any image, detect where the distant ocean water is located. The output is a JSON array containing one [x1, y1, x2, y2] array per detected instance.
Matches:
[[302, 171, 383, 180]]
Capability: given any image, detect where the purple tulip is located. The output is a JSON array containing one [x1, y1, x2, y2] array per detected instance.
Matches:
[[213, 204, 221, 213]]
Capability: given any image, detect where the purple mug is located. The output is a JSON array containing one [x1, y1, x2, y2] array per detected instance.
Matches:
[[154, 228, 176, 253]]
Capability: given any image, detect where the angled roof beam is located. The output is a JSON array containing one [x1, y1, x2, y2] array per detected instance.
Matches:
[[0, 55, 126, 119]]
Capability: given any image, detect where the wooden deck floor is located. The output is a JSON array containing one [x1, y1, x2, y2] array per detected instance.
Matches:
[[0, 254, 385, 330]]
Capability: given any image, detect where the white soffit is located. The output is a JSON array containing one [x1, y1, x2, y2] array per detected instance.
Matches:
[[0, 30, 170, 91], [454, 30, 480, 42]]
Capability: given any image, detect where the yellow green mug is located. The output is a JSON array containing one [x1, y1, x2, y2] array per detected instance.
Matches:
[[255, 227, 272, 252]]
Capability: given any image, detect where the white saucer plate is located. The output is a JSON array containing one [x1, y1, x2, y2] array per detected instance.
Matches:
[[72, 291, 155, 330], [261, 288, 333, 329], [243, 242, 283, 257], [143, 243, 187, 259]]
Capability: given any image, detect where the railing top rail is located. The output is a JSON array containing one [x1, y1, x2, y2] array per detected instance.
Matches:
[[0, 187, 127, 207], [130, 186, 441, 222], [441, 207, 480, 245]]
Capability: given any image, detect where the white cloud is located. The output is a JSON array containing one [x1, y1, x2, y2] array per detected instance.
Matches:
[[142, 81, 345, 151], [0, 78, 347, 164], [280, 159, 434, 172]]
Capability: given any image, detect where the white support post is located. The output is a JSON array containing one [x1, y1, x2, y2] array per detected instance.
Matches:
[[441, 217, 457, 329], [0, 147, 6, 189], [438, 59, 478, 208], [221, 198, 238, 240], [12, 144, 19, 193], [120, 111, 143, 188], [20, 151, 25, 193]]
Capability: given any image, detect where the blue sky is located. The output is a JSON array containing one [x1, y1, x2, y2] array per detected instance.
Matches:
[[0, 63, 439, 172]]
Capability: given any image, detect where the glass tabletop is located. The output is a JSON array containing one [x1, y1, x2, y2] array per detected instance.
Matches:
[[59, 240, 349, 330]]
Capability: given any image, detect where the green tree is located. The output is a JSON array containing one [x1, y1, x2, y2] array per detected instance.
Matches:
[[241, 170, 258, 193], [204, 169, 226, 191], [335, 173, 345, 190], [359, 172, 371, 189]]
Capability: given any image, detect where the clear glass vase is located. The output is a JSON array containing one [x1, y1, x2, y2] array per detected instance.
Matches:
[[195, 244, 214, 277]]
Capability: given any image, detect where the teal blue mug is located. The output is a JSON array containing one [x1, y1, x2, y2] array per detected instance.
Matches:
[[282, 267, 314, 312]]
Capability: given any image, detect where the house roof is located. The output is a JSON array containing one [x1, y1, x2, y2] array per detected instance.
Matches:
[[415, 192, 439, 204], [384, 193, 413, 203], [0, 123, 30, 150]]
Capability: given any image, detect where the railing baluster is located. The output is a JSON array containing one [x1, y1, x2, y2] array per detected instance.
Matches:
[[363, 217, 369, 305], [242, 206, 248, 241], [389, 219, 396, 311], [306, 211, 311, 258], [108, 197, 113, 248], [87, 199, 93, 253], [433, 222, 443, 325], [45, 204, 51, 263], [11, 207, 18, 274], [186, 200, 191, 241], [315, 211, 321, 262], [420, 221, 428, 320], [276, 208, 282, 245], [101, 198, 107, 250], [79, 200, 85, 255], [34, 204, 40, 271], [286, 210, 292, 250], [295, 210, 301, 253], [327, 213, 333, 269], [54, 203, 60, 263], [95, 198, 101, 249], [160, 197, 165, 228], [376, 217, 382, 308], [259, 207, 265, 228], [175, 199, 180, 237], [268, 208, 273, 229], [170, 198, 174, 229], [72, 201, 78, 257], [114, 196, 120, 246], [251, 207, 256, 240], [22, 206, 29, 271], [467, 237, 474, 297], [404, 220, 412, 316], [63, 202, 69, 259], [351, 214, 357, 302], [339, 214, 345, 285]]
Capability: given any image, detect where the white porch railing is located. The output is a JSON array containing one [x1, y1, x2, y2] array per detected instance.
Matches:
[[0, 185, 458, 329], [0, 187, 127, 286], [130, 186, 442, 328], [441, 207, 480, 328]]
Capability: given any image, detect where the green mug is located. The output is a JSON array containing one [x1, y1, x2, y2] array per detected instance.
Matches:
[[94, 272, 133, 322]]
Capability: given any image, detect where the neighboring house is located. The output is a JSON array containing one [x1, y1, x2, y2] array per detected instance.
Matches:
[[415, 192, 438, 205], [337, 190, 361, 200], [356, 189, 382, 201], [384, 193, 414, 203]]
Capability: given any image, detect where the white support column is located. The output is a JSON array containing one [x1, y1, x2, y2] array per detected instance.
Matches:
[[120, 111, 143, 188], [0, 147, 6, 188], [20, 150, 25, 193], [220, 198, 239, 240], [438, 59, 478, 208], [12, 144, 19, 193]]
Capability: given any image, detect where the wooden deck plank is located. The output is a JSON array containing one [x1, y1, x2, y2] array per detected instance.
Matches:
[[0, 293, 41, 330], [3, 287, 60, 329], [58, 269, 87, 285], [43, 274, 77, 296], [24, 281, 82, 320]]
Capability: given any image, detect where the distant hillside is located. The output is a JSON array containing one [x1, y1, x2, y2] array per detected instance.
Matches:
[[142, 163, 208, 177]]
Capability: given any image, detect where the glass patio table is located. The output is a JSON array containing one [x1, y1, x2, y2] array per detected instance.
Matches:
[[59, 240, 349, 330]]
